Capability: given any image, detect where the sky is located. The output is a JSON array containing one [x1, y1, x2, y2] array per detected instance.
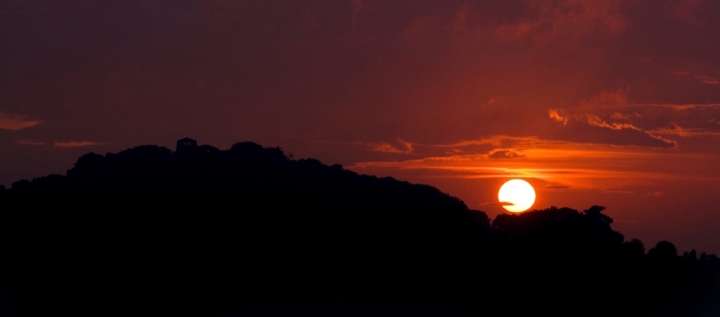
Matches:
[[2, 0, 720, 254]]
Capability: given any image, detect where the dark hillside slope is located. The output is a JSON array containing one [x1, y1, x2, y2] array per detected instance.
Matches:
[[0, 143, 491, 317], [0, 142, 714, 317]]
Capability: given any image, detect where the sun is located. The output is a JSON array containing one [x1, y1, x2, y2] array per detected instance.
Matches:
[[498, 179, 536, 213]]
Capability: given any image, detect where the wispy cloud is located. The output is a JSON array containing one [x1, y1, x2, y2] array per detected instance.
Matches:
[[430, 136, 555, 149], [0, 112, 43, 130], [367, 139, 413, 154], [494, 0, 625, 42], [348, 135, 720, 193], [546, 91, 720, 148], [695, 75, 720, 85], [15, 140, 46, 146], [649, 123, 720, 137], [548, 109, 568, 125], [480, 201, 515, 207], [487, 148, 526, 159], [53, 141, 102, 148], [545, 184, 570, 189]]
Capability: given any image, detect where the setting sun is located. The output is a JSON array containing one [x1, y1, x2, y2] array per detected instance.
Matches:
[[498, 179, 536, 212]]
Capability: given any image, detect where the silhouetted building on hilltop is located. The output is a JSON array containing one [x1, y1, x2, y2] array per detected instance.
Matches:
[[176, 137, 197, 153]]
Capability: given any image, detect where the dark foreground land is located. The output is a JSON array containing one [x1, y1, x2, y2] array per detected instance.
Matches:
[[0, 142, 718, 317]]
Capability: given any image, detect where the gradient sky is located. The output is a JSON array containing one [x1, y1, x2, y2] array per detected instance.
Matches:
[[2, 0, 720, 254]]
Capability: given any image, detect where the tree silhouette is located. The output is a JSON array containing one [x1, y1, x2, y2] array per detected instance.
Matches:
[[0, 141, 716, 317], [649, 240, 679, 261]]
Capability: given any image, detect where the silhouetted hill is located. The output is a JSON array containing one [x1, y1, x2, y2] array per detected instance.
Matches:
[[0, 142, 717, 317]]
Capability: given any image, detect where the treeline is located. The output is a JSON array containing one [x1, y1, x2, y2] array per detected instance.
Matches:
[[0, 142, 717, 317]]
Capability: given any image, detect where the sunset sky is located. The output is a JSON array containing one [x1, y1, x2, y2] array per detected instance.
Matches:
[[2, 0, 720, 254]]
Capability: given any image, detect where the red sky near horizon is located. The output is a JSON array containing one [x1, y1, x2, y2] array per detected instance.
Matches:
[[1, 0, 720, 254]]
